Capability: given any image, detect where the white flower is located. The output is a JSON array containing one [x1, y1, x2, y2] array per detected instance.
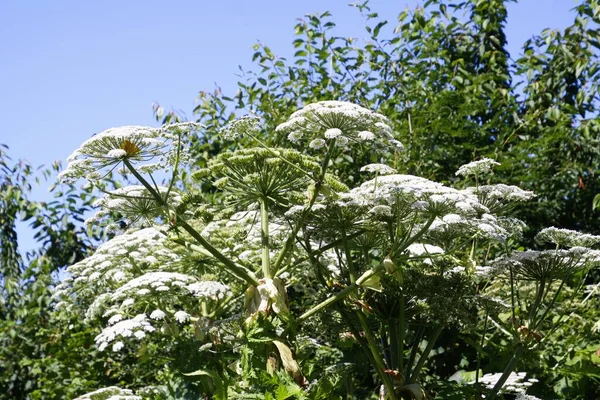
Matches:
[[405, 243, 445, 257], [358, 131, 376, 140], [536, 227, 600, 248], [73, 386, 141, 400], [95, 314, 155, 351], [309, 138, 326, 149], [108, 314, 123, 325], [220, 115, 260, 139], [107, 149, 127, 158], [150, 309, 166, 320], [174, 311, 190, 323], [368, 205, 393, 216], [275, 101, 402, 153], [59, 122, 201, 183], [324, 128, 343, 139], [473, 371, 538, 394], [360, 163, 397, 175], [455, 158, 500, 177], [112, 341, 125, 352], [187, 281, 231, 300]]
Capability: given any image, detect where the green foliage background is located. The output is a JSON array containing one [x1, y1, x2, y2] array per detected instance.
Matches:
[[2, 0, 600, 398]]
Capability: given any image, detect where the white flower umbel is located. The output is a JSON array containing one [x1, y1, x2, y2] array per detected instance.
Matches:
[[344, 174, 488, 218], [455, 158, 500, 177], [489, 247, 600, 281], [474, 371, 538, 394], [73, 386, 141, 400], [59, 122, 201, 184], [360, 163, 397, 175], [275, 101, 403, 153], [87, 185, 182, 230], [515, 394, 543, 400], [59, 228, 182, 320], [467, 184, 535, 213], [536, 227, 600, 248], [174, 310, 190, 323], [94, 314, 156, 352], [220, 115, 261, 139]]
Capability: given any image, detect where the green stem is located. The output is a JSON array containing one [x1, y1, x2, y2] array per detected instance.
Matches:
[[475, 309, 490, 386], [388, 318, 403, 373], [487, 344, 526, 400], [532, 280, 564, 331], [340, 224, 357, 283], [260, 200, 271, 278], [528, 279, 546, 327], [272, 141, 335, 275], [405, 324, 424, 379], [275, 230, 366, 277], [355, 310, 397, 399], [409, 324, 444, 382], [123, 159, 259, 287], [296, 269, 376, 323]]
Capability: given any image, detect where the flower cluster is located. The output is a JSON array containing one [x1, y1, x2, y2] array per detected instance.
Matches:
[[86, 185, 182, 232], [535, 226, 600, 248], [73, 386, 142, 400], [490, 247, 600, 281], [220, 115, 261, 139], [474, 371, 538, 394], [192, 147, 325, 211], [58, 122, 200, 184], [94, 313, 156, 352], [275, 101, 403, 153], [455, 158, 500, 177]]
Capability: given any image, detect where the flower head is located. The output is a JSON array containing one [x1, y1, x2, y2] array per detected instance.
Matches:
[[275, 101, 403, 153], [59, 122, 201, 184], [455, 158, 500, 177]]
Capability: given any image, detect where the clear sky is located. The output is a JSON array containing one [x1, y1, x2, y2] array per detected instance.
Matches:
[[0, 0, 577, 254]]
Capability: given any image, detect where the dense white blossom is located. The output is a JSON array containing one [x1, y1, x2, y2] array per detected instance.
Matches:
[[467, 184, 536, 211], [220, 115, 260, 139], [536, 227, 600, 248], [174, 310, 190, 323], [489, 247, 600, 281], [275, 101, 403, 153], [95, 314, 155, 352], [455, 158, 500, 177], [73, 386, 141, 400], [64, 228, 181, 302], [59, 122, 201, 183], [360, 163, 397, 175], [473, 371, 538, 394]]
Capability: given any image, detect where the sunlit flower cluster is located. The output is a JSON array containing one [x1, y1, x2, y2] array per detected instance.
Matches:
[[474, 371, 538, 394], [455, 158, 500, 177], [535, 226, 600, 248], [94, 313, 156, 352], [58, 122, 200, 183], [275, 101, 403, 153], [73, 386, 142, 400], [490, 247, 600, 281], [86, 185, 182, 232]]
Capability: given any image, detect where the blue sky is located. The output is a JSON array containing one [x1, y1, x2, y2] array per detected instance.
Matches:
[[0, 0, 577, 254]]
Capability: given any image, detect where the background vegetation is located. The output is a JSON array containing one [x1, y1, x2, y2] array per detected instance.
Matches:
[[2, 0, 599, 398]]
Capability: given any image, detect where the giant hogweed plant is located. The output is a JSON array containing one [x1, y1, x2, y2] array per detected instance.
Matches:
[[54, 101, 600, 400]]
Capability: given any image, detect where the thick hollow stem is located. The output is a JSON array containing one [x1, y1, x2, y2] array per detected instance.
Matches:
[[528, 279, 546, 326], [355, 310, 398, 400], [296, 269, 375, 323], [408, 324, 444, 382], [272, 141, 335, 275], [487, 344, 526, 400], [260, 200, 271, 278]]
